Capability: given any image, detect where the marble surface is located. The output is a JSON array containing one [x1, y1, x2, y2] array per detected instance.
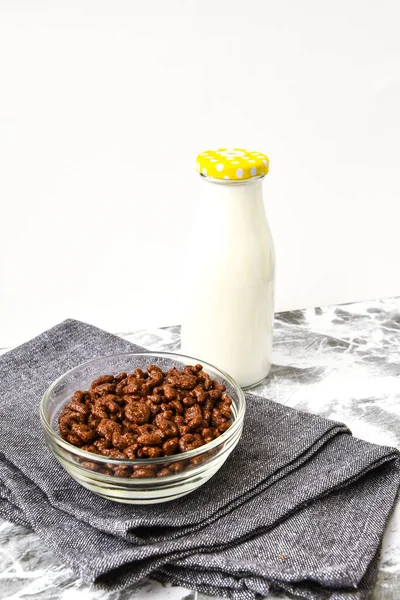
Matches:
[[1, 297, 400, 600]]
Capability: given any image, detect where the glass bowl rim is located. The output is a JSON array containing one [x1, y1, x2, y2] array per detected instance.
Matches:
[[40, 351, 246, 466]]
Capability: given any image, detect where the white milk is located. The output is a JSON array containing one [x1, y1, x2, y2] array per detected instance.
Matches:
[[181, 175, 275, 388]]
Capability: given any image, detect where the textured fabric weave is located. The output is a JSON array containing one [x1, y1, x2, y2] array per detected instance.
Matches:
[[0, 319, 398, 600]]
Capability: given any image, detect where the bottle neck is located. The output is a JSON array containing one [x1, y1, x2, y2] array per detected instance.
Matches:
[[198, 176, 265, 214]]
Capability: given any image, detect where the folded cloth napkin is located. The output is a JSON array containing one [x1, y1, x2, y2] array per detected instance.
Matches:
[[0, 320, 398, 600]]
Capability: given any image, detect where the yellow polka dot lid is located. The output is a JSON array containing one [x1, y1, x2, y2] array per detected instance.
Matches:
[[196, 148, 269, 181]]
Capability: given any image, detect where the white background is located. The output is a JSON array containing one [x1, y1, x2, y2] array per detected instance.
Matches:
[[1, 0, 400, 347]]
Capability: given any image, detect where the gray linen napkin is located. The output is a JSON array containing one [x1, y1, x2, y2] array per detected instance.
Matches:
[[0, 319, 398, 600]]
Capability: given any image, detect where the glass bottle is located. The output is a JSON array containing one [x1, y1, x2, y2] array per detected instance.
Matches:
[[181, 148, 275, 388]]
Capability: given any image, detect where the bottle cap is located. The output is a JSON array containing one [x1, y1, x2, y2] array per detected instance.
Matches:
[[196, 148, 269, 181]]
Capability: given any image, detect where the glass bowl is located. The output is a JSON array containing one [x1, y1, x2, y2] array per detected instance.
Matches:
[[40, 352, 245, 504]]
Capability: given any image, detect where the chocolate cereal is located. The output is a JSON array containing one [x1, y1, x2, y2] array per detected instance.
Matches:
[[58, 364, 233, 478]]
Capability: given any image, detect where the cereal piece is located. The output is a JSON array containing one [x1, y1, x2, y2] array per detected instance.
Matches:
[[136, 424, 163, 446], [58, 410, 85, 437], [157, 467, 173, 477], [131, 466, 157, 478], [159, 407, 174, 420], [123, 381, 142, 395], [189, 385, 207, 404], [113, 465, 132, 478], [80, 460, 102, 472], [91, 382, 116, 396], [70, 422, 96, 443], [163, 385, 177, 400], [208, 389, 223, 401], [147, 364, 164, 382], [178, 433, 204, 452], [91, 404, 108, 420], [115, 380, 128, 395], [114, 372, 127, 382], [202, 427, 217, 444], [189, 454, 208, 466], [123, 444, 139, 459], [91, 375, 115, 387], [202, 409, 212, 424], [169, 461, 185, 473], [112, 431, 137, 450], [71, 390, 86, 403], [81, 444, 100, 454], [125, 401, 151, 425], [87, 414, 100, 430], [197, 371, 213, 390], [182, 395, 197, 407], [147, 393, 163, 405], [96, 418, 121, 441], [102, 448, 125, 459], [96, 395, 122, 415], [167, 373, 198, 390], [185, 404, 203, 430], [169, 399, 183, 414], [156, 418, 179, 439], [133, 368, 147, 379], [211, 408, 227, 429], [68, 400, 90, 417], [218, 421, 231, 433], [163, 437, 179, 456], [178, 424, 190, 436], [93, 438, 112, 452], [147, 401, 161, 417], [217, 400, 232, 420], [140, 445, 163, 458], [66, 432, 84, 446]]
